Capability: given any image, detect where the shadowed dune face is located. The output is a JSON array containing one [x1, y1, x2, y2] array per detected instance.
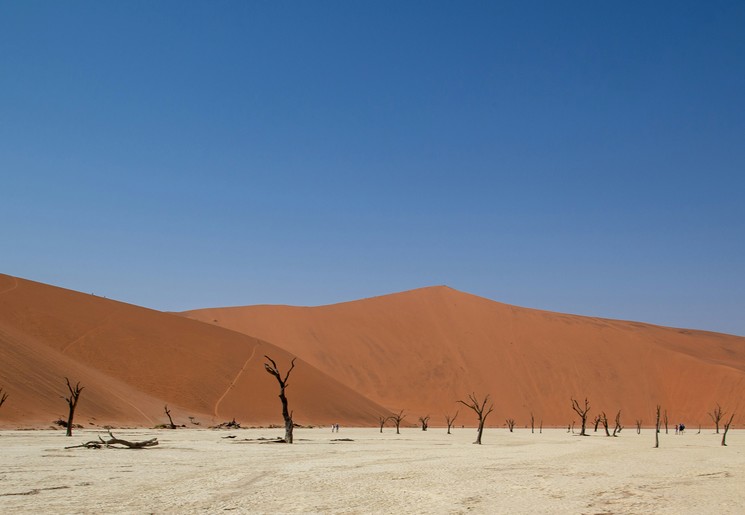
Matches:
[[182, 286, 745, 428], [0, 274, 392, 428]]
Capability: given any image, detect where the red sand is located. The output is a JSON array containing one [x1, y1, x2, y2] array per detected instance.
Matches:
[[182, 286, 745, 429], [1, 273, 743, 430], [0, 274, 391, 428]]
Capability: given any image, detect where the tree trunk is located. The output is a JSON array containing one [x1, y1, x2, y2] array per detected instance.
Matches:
[[600, 412, 610, 436], [279, 386, 293, 444], [164, 405, 176, 429], [571, 397, 590, 436], [66, 430, 159, 449], [654, 405, 661, 448], [64, 378, 84, 437], [264, 355, 296, 444], [458, 394, 494, 445], [721, 413, 735, 446], [475, 419, 485, 444]]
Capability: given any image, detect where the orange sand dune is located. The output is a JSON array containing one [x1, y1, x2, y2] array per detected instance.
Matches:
[[182, 286, 745, 429], [0, 274, 392, 428]]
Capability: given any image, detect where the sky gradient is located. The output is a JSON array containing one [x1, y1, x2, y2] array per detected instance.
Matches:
[[2, 1, 744, 335]]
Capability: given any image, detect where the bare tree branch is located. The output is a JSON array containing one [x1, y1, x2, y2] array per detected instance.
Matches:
[[457, 393, 494, 444], [390, 410, 406, 434], [418, 415, 430, 431], [570, 397, 590, 436], [709, 403, 726, 434], [378, 415, 390, 433], [65, 430, 159, 450], [654, 405, 661, 448], [263, 355, 297, 443], [445, 410, 459, 435], [721, 412, 735, 446], [64, 377, 84, 437], [164, 405, 176, 429], [505, 418, 515, 432]]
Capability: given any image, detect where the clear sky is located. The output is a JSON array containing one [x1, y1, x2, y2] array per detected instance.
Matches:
[[1, 1, 744, 335]]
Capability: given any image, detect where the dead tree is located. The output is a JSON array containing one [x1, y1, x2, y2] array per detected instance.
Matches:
[[654, 405, 661, 448], [663, 410, 669, 434], [593, 414, 602, 432], [164, 405, 176, 429], [635, 419, 642, 434], [418, 415, 430, 431], [0, 387, 8, 408], [530, 412, 535, 434], [721, 413, 735, 446], [505, 418, 515, 432], [214, 418, 240, 429], [457, 393, 494, 445], [263, 355, 296, 444], [709, 403, 726, 434], [613, 410, 622, 436], [378, 415, 390, 433], [600, 412, 610, 436], [66, 430, 159, 449], [64, 377, 84, 437], [390, 410, 406, 434], [571, 397, 590, 436], [539, 419, 543, 434], [445, 410, 458, 434]]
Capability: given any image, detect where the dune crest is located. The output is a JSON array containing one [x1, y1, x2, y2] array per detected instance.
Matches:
[[182, 286, 745, 427], [0, 274, 391, 428]]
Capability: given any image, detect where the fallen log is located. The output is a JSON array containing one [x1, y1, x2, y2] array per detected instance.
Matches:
[[65, 431, 159, 450]]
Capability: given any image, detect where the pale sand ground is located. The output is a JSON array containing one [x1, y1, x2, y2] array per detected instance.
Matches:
[[1, 427, 743, 514]]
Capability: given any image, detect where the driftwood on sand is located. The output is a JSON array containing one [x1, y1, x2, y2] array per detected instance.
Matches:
[[65, 430, 159, 450]]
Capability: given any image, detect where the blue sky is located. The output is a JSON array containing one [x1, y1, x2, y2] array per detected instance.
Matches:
[[2, 1, 744, 335]]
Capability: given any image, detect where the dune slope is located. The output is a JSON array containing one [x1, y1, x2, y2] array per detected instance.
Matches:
[[182, 286, 745, 428], [0, 274, 392, 428]]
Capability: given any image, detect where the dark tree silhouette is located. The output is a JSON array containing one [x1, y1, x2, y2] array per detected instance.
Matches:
[[654, 405, 661, 448], [571, 397, 590, 436], [530, 412, 535, 434], [709, 403, 726, 434], [721, 413, 735, 446], [593, 414, 602, 432], [505, 418, 515, 432], [378, 415, 390, 433], [66, 430, 159, 449], [600, 412, 610, 436], [539, 419, 543, 434], [263, 355, 296, 443], [0, 387, 8, 408], [418, 415, 430, 431], [457, 393, 494, 445], [635, 419, 642, 434], [663, 410, 669, 434], [613, 410, 622, 436], [390, 410, 406, 434], [445, 410, 459, 435], [64, 377, 84, 437], [164, 405, 176, 429]]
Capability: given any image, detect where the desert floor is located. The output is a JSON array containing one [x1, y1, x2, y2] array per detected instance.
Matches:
[[0, 427, 743, 514]]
